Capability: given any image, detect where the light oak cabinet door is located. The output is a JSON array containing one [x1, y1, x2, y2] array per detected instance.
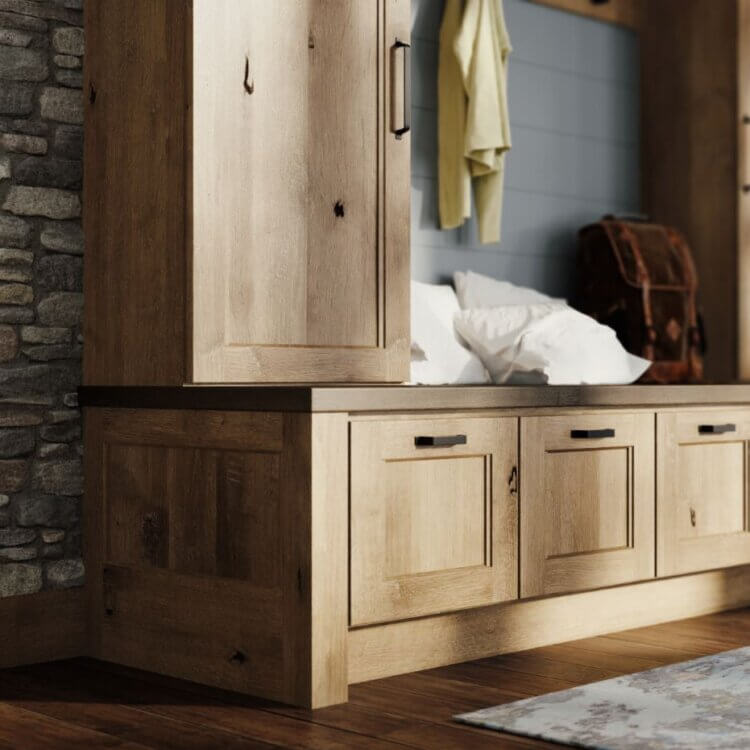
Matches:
[[520, 413, 655, 598], [191, 0, 410, 383], [350, 417, 518, 626], [657, 409, 750, 576]]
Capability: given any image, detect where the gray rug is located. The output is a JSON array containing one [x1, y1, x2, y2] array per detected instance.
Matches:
[[456, 646, 750, 749]]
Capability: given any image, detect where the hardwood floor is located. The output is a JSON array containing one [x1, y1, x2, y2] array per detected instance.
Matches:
[[2, 607, 750, 749]]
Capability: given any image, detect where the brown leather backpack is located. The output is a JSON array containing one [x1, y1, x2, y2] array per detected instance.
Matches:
[[575, 218, 704, 384]]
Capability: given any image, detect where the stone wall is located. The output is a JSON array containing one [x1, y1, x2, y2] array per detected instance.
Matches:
[[0, 0, 84, 596]]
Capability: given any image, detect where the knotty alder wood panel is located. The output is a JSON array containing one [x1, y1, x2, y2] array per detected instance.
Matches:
[[192, 0, 410, 383], [657, 409, 750, 577], [350, 416, 518, 626], [83, 0, 187, 385], [520, 413, 655, 598], [85, 408, 349, 708]]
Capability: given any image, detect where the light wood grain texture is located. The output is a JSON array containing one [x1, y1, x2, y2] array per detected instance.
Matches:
[[739, 0, 750, 379], [0, 589, 86, 668], [350, 417, 518, 626], [348, 564, 750, 683], [641, 0, 738, 382], [383, 0, 411, 378], [191, 0, 409, 383], [99, 565, 285, 699], [83, 0, 187, 385], [85, 407, 349, 708], [103, 444, 282, 584], [528, 0, 641, 29], [520, 413, 655, 598], [657, 409, 750, 576], [310, 413, 349, 707]]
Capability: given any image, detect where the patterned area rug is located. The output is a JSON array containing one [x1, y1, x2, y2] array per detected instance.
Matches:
[[456, 647, 750, 749]]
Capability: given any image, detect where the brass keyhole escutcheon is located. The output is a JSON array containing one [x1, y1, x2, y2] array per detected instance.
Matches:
[[690, 508, 697, 527]]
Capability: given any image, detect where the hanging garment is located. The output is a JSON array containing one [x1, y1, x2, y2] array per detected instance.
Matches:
[[438, 0, 512, 244]]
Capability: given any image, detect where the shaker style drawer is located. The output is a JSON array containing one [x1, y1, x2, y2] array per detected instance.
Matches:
[[350, 416, 518, 627], [520, 412, 655, 598], [657, 409, 750, 577]]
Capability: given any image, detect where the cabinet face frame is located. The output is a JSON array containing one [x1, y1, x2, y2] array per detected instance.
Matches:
[[520, 412, 656, 599], [657, 408, 750, 577], [190, 0, 410, 384], [350, 416, 519, 627]]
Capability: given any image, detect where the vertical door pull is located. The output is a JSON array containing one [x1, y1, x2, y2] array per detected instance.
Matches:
[[392, 39, 411, 138]]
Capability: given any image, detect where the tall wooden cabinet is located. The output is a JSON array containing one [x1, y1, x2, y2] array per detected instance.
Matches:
[[84, 0, 410, 385], [641, 0, 750, 382]]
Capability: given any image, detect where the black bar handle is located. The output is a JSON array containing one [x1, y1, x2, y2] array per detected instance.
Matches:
[[392, 39, 411, 138], [415, 434, 467, 448], [698, 424, 737, 435], [570, 428, 616, 439]]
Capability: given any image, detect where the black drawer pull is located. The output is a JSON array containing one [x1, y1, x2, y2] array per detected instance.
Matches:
[[570, 428, 615, 439], [698, 423, 736, 435], [414, 434, 467, 448]]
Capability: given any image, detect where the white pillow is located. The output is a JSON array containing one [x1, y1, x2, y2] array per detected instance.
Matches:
[[454, 270, 558, 309], [454, 303, 651, 385], [410, 281, 489, 384]]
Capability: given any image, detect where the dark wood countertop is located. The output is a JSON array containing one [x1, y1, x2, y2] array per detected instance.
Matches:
[[78, 384, 750, 413]]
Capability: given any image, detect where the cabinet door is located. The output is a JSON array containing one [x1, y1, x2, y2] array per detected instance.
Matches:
[[191, 0, 410, 383], [520, 413, 655, 598], [351, 417, 518, 626], [657, 409, 750, 576]]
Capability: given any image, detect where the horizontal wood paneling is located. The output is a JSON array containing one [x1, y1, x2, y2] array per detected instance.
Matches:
[[411, 0, 641, 294]]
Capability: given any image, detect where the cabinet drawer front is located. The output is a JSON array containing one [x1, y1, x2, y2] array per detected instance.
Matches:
[[350, 417, 518, 626], [521, 412, 655, 598], [658, 409, 750, 576]]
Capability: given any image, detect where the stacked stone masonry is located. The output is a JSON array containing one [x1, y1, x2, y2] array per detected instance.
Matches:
[[0, 0, 84, 597]]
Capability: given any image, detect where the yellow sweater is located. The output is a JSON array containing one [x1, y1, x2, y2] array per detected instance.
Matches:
[[438, 0, 512, 245]]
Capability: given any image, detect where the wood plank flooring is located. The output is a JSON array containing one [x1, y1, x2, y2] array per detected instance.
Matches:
[[2, 607, 750, 749]]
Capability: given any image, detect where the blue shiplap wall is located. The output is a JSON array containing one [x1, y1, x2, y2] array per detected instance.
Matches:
[[410, 0, 641, 298]]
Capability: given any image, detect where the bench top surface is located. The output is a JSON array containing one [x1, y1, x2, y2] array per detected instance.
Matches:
[[78, 384, 750, 413]]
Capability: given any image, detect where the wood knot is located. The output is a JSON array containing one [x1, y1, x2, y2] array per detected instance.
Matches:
[[243, 57, 254, 95], [89, 84, 97, 104], [230, 650, 247, 665], [690, 508, 697, 527], [334, 201, 345, 218], [141, 511, 164, 564]]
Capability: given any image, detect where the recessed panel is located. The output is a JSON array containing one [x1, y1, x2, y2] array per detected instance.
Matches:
[[193, 0, 378, 349], [384, 456, 487, 577], [678, 442, 745, 539], [105, 444, 281, 584], [545, 448, 630, 558]]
